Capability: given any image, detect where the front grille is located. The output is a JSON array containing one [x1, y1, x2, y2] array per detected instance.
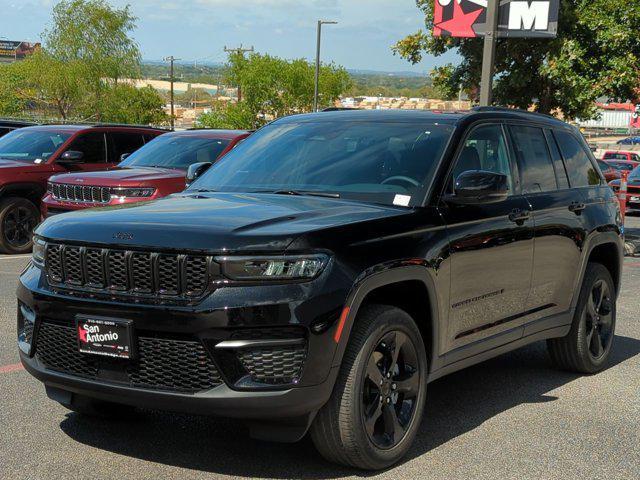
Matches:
[[45, 243, 216, 301], [51, 183, 111, 204], [35, 322, 222, 393]]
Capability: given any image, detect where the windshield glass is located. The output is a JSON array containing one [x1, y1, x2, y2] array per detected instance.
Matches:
[[119, 134, 231, 170], [189, 120, 454, 206], [629, 166, 640, 179], [0, 129, 71, 163]]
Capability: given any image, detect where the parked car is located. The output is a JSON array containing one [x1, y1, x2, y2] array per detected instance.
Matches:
[[597, 159, 621, 182], [616, 136, 640, 145], [0, 119, 35, 138], [19, 108, 622, 470], [0, 124, 164, 253], [41, 129, 249, 218], [609, 165, 640, 210], [602, 150, 640, 166]]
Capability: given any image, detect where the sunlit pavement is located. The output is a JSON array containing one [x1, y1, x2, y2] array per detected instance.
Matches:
[[1, 222, 638, 479]]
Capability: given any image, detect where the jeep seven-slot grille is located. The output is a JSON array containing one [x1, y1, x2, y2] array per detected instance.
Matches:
[[45, 244, 215, 300], [51, 183, 111, 204]]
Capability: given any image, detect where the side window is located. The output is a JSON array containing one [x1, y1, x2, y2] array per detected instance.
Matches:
[[65, 132, 107, 163], [0, 127, 12, 138], [509, 125, 557, 193], [143, 133, 158, 144], [553, 130, 600, 187], [109, 133, 145, 162], [544, 129, 569, 189], [451, 124, 513, 193]]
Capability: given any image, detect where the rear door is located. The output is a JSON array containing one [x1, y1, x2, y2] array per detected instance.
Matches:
[[507, 124, 584, 325], [439, 122, 534, 353], [108, 132, 146, 163]]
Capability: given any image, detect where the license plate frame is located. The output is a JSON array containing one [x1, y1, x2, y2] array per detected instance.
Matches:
[[76, 315, 135, 359]]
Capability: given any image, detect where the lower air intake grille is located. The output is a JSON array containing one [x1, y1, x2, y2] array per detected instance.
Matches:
[[237, 345, 307, 385], [35, 322, 222, 393]]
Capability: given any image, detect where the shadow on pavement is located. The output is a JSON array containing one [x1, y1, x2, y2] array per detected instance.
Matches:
[[59, 335, 640, 478]]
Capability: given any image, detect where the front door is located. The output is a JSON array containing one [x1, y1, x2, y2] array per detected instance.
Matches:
[[438, 123, 534, 354], [60, 132, 112, 172]]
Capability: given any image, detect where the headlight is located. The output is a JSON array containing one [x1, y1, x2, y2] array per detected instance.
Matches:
[[110, 187, 155, 198], [32, 236, 45, 267], [216, 254, 328, 281]]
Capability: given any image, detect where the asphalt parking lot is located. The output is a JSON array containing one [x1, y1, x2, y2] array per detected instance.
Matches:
[[1, 227, 638, 480]]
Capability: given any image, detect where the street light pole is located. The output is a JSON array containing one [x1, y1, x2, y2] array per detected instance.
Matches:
[[314, 20, 337, 112], [479, 0, 500, 106]]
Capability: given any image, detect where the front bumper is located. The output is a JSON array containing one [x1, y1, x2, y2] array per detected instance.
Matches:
[[17, 262, 346, 423]]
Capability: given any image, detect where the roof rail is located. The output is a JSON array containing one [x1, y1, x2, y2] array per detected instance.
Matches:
[[321, 107, 362, 112], [88, 123, 169, 130], [471, 106, 560, 121]]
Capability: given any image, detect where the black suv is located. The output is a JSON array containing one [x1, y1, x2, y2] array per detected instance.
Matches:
[[18, 108, 623, 469]]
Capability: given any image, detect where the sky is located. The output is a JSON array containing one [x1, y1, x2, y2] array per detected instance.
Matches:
[[0, 0, 459, 73]]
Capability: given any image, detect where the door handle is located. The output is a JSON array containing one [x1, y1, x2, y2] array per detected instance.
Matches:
[[568, 202, 586, 215], [508, 208, 531, 224]]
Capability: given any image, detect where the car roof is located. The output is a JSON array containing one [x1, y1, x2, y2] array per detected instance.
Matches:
[[272, 107, 568, 128], [15, 124, 165, 134], [169, 129, 249, 139]]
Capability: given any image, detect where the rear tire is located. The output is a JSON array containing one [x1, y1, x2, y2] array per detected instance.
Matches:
[[547, 262, 616, 373], [310, 304, 428, 470], [0, 197, 40, 254]]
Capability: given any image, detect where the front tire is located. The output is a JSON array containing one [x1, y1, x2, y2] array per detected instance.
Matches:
[[0, 197, 40, 254], [310, 305, 428, 470], [547, 262, 616, 373]]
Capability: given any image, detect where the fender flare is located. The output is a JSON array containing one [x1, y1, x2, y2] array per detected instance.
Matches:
[[0, 182, 46, 205], [571, 230, 623, 309], [330, 264, 441, 373]]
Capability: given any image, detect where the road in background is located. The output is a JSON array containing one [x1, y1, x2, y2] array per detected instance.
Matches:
[[1, 223, 638, 479]]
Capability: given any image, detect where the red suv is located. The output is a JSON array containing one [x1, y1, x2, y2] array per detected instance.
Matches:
[[42, 129, 249, 218], [0, 124, 164, 253]]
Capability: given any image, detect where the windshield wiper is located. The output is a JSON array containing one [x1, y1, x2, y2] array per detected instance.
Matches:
[[268, 189, 341, 199]]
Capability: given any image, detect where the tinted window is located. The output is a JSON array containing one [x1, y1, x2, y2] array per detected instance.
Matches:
[[120, 134, 231, 170], [554, 130, 600, 186], [509, 125, 557, 193], [109, 133, 145, 162], [0, 129, 71, 162], [451, 124, 513, 193], [604, 152, 628, 160], [66, 133, 107, 163], [191, 121, 454, 207], [0, 127, 12, 138], [544, 129, 569, 189], [143, 133, 159, 144]]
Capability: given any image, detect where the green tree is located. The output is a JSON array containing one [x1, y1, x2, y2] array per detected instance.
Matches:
[[201, 52, 352, 129], [0, 63, 28, 116], [394, 0, 640, 119], [94, 85, 168, 125]]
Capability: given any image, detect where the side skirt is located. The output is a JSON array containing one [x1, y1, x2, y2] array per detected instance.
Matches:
[[428, 310, 573, 383]]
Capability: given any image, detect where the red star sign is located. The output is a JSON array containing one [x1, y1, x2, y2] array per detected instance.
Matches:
[[78, 325, 88, 343], [435, 1, 483, 38]]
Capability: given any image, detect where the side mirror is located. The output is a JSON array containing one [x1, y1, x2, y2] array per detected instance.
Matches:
[[186, 162, 212, 187], [446, 170, 509, 204], [120, 153, 131, 162], [58, 150, 84, 164]]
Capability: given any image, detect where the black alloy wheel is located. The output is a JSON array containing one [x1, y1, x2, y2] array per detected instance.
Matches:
[[362, 331, 420, 449], [583, 279, 614, 360], [548, 262, 616, 373], [4, 205, 36, 249], [0, 197, 40, 254]]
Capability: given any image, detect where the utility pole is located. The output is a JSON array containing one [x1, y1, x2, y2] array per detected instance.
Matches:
[[224, 44, 254, 102], [314, 20, 338, 112], [479, 0, 500, 106], [163, 55, 181, 130]]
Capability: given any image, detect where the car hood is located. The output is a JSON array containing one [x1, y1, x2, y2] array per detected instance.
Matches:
[[50, 167, 184, 186], [0, 158, 48, 174], [610, 178, 640, 186], [36, 192, 413, 252]]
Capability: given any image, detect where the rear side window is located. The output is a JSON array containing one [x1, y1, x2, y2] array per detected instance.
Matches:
[[0, 127, 12, 138], [143, 133, 159, 144], [109, 133, 145, 162], [509, 125, 557, 193], [65, 132, 107, 163], [544, 129, 569, 189], [553, 130, 600, 187]]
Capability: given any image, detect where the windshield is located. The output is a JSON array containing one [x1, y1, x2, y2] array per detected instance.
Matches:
[[119, 134, 231, 170], [0, 129, 71, 163], [629, 166, 640, 179], [189, 120, 454, 206]]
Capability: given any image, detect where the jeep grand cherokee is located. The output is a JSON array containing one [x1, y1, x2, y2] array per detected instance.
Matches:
[[18, 108, 623, 469]]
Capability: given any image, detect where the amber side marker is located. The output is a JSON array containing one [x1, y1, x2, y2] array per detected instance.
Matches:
[[334, 306, 350, 343]]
